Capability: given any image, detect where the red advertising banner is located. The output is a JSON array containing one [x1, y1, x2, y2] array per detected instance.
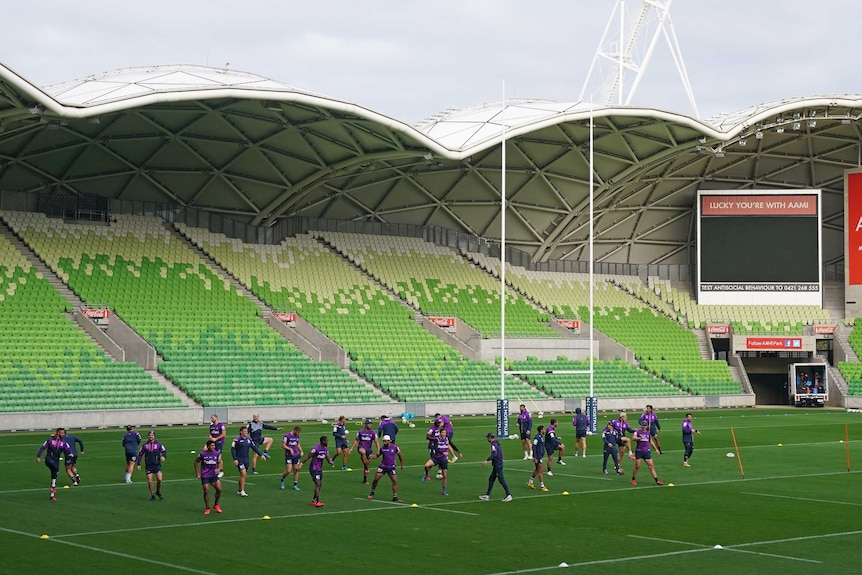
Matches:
[[273, 312, 297, 323], [707, 324, 730, 334], [556, 319, 580, 330], [701, 194, 817, 216], [83, 309, 110, 319], [848, 173, 862, 285], [430, 317, 455, 328], [813, 325, 836, 335], [745, 337, 802, 350]]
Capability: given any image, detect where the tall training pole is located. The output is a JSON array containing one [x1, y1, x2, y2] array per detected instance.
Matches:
[[496, 84, 509, 437], [586, 105, 598, 433]]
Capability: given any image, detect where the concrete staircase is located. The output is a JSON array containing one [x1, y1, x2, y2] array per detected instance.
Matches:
[[835, 324, 860, 363], [171, 223, 387, 398], [822, 281, 846, 325], [148, 370, 198, 407], [170, 222, 269, 313], [0, 221, 83, 309], [0, 218, 200, 406], [694, 328, 712, 361]]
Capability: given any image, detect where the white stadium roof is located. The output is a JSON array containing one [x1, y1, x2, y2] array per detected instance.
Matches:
[[1, 61, 860, 268]]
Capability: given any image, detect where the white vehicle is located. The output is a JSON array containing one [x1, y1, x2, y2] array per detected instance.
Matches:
[[788, 363, 828, 407]]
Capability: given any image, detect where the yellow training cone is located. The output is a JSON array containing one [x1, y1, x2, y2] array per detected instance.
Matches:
[[40, 535, 49, 539], [63, 485, 69, 489], [562, 491, 570, 495], [410, 503, 418, 507], [777, 443, 783, 447], [668, 483, 675, 487], [262, 515, 271, 520]]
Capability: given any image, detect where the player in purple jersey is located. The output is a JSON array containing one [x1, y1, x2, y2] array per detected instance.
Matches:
[[639, 405, 663, 455], [208, 414, 227, 453], [137, 430, 167, 501], [195, 440, 224, 514], [349, 419, 380, 485], [434, 413, 463, 461], [631, 422, 664, 486], [681, 413, 701, 467], [332, 415, 350, 469], [301, 436, 334, 507], [280, 426, 304, 491], [517, 404, 533, 460], [123, 425, 142, 483], [422, 428, 456, 495], [611, 413, 636, 461], [368, 434, 404, 502], [35, 428, 73, 500]]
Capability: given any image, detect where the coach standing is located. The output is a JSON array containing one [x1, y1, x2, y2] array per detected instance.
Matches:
[[479, 432, 512, 502]]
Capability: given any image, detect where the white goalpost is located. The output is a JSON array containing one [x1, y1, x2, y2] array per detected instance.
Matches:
[[496, 98, 597, 435]]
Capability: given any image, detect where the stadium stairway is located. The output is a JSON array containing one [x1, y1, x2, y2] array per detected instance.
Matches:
[[836, 324, 860, 363], [172, 223, 385, 398], [0, 221, 83, 309], [1, 218, 200, 408], [313, 234, 489, 358]]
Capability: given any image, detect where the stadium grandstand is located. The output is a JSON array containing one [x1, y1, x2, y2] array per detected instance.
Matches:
[[1, 49, 861, 429]]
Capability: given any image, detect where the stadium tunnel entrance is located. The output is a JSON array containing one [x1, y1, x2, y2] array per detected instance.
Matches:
[[738, 352, 813, 406]]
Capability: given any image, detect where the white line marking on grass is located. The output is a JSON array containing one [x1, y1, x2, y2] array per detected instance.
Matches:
[[628, 534, 822, 564], [723, 547, 821, 564], [0, 526, 217, 575], [629, 534, 705, 547], [355, 497, 478, 516], [741, 491, 862, 507], [51, 506, 399, 539], [483, 548, 714, 575], [507, 467, 612, 481], [730, 529, 862, 548]]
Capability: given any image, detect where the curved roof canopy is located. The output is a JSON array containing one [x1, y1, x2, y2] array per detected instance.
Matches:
[[0, 62, 860, 267]]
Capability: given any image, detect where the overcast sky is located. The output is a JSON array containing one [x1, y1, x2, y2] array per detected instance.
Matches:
[[1, 0, 859, 124]]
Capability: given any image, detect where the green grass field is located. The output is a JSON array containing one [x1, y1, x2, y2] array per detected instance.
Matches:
[[2, 408, 861, 575]]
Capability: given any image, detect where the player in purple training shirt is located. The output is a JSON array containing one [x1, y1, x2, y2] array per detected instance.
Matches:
[[301, 436, 335, 507], [35, 427, 73, 501], [195, 439, 224, 514], [630, 422, 664, 486], [611, 413, 636, 461], [422, 428, 456, 495], [434, 413, 463, 461], [208, 414, 227, 453], [368, 434, 404, 502], [639, 405, 663, 455], [517, 404, 533, 460], [349, 419, 380, 485], [280, 426, 304, 491], [136, 430, 167, 501]]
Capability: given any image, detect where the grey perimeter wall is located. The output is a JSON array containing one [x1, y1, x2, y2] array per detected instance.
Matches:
[[0, 395, 755, 432]]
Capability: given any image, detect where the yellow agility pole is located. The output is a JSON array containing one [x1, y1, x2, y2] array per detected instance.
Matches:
[[730, 427, 745, 479], [846, 423, 851, 473]]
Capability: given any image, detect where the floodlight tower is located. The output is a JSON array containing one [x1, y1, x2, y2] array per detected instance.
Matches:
[[580, 0, 699, 117]]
